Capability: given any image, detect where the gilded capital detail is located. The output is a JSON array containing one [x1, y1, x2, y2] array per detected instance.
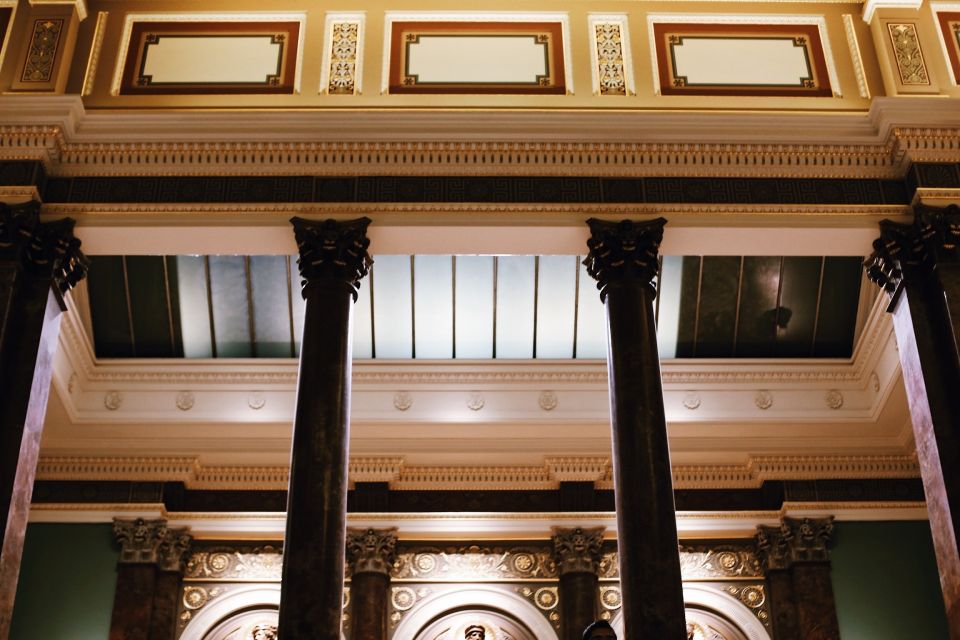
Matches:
[[0, 201, 88, 293], [114, 518, 193, 571], [755, 516, 834, 571], [290, 216, 372, 299], [864, 204, 960, 307], [346, 527, 397, 576], [551, 526, 604, 575], [584, 218, 667, 300]]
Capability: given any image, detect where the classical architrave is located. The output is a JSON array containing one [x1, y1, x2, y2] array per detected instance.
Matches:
[[1, 97, 960, 177], [27, 503, 931, 541]]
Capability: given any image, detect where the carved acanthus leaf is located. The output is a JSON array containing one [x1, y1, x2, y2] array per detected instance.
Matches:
[[346, 527, 397, 576], [584, 217, 666, 300], [0, 201, 88, 292], [755, 516, 834, 571], [290, 216, 372, 299], [551, 526, 604, 575]]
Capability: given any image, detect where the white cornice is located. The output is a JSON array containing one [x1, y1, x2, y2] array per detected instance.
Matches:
[[1, 96, 959, 178], [28, 502, 928, 540]]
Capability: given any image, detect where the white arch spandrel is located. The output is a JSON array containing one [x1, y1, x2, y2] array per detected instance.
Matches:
[[392, 585, 560, 640]]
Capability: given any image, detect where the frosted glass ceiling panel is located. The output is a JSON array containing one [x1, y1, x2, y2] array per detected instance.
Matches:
[[657, 255, 684, 359], [575, 258, 607, 358], [208, 256, 252, 357], [455, 256, 494, 358], [353, 272, 373, 359], [372, 255, 413, 358], [536, 255, 577, 358], [288, 256, 306, 357], [176, 256, 213, 358], [249, 256, 293, 357], [495, 256, 535, 358], [414, 255, 454, 359]]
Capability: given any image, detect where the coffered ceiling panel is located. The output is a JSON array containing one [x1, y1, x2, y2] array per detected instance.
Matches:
[[85, 254, 862, 361]]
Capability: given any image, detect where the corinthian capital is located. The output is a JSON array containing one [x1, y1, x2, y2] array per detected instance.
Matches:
[[346, 527, 397, 576], [864, 203, 960, 306], [290, 217, 372, 299], [755, 516, 834, 571], [584, 218, 666, 300], [551, 526, 604, 575], [114, 518, 192, 571], [0, 201, 88, 293]]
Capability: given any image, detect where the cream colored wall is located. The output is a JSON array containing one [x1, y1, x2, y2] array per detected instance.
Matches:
[[50, 0, 891, 111]]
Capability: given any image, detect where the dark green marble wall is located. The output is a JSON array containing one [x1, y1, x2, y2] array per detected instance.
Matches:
[[10, 523, 118, 640], [831, 520, 948, 639]]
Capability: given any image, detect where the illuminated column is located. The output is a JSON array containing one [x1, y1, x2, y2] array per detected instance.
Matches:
[[278, 217, 372, 640], [584, 218, 686, 639], [865, 203, 960, 636], [0, 202, 86, 638], [552, 527, 603, 640], [346, 528, 397, 640]]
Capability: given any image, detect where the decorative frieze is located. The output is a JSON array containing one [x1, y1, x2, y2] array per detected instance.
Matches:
[[755, 516, 835, 570], [887, 23, 930, 85], [183, 544, 283, 582], [551, 526, 604, 575], [323, 15, 363, 95], [393, 545, 557, 581], [346, 528, 397, 576], [589, 16, 632, 96], [21, 18, 64, 84]]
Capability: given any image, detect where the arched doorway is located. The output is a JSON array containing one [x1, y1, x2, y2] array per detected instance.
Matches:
[[413, 609, 536, 640]]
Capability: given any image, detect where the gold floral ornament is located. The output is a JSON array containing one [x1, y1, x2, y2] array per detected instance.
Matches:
[[887, 23, 930, 85], [595, 23, 626, 96]]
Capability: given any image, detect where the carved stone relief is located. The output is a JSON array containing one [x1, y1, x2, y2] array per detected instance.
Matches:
[[393, 544, 557, 581]]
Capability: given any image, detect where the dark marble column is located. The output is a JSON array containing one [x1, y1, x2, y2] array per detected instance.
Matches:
[[756, 517, 839, 640], [279, 218, 372, 640], [0, 202, 86, 638], [865, 204, 960, 636], [552, 527, 603, 640], [346, 528, 397, 640], [111, 518, 193, 640], [584, 218, 686, 639]]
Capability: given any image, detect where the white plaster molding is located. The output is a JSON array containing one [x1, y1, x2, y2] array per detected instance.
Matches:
[[28, 503, 929, 539], [110, 12, 307, 96], [844, 14, 872, 98], [34, 453, 919, 491], [28, 0, 86, 21], [863, 0, 924, 23], [647, 13, 842, 97], [380, 12, 574, 96], [1, 96, 960, 177]]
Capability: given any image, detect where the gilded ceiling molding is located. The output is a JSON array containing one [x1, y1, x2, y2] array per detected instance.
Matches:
[[35, 453, 920, 491], [842, 14, 871, 99]]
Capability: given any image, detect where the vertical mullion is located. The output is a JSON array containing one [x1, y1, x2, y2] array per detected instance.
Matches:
[[286, 256, 296, 358], [732, 256, 745, 356], [121, 256, 137, 357], [492, 256, 499, 359], [244, 256, 257, 357], [691, 256, 704, 358], [811, 256, 827, 356], [773, 256, 786, 355], [572, 255, 581, 359], [410, 255, 416, 359], [368, 262, 377, 359], [532, 255, 540, 358], [204, 255, 218, 358], [451, 255, 457, 359], [161, 256, 176, 355]]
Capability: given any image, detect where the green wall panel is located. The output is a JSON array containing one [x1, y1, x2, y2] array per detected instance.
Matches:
[[10, 524, 118, 640], [831, 521, 948, 640]]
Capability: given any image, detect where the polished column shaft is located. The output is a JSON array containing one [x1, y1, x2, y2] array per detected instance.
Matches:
[[584, 218, 686, 639], [279, 218, 372, 640], [0, 203, 86, 639], [346, 528, 396, 640], [865, 205, 960, 636], [552, 527, 603, 640]]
